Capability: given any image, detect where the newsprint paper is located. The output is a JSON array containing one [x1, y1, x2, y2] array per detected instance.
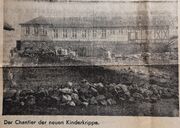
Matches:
[[0, 0, 180, 128]]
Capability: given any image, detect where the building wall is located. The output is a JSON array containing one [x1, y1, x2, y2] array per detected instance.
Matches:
[[19, 24, 171, 57], [21, 25, 52, 41], [21, 25, 170, 43]]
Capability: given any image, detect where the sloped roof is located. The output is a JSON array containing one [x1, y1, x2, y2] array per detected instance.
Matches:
[[20, 16, 124, 27], [20, 16, 170, 27]]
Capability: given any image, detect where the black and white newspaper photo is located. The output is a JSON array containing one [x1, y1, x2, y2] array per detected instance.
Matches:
[[0, 0, 180, 128]]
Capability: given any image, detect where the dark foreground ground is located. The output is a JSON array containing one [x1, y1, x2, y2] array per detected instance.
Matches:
[[3, 99, 178, 116], [3, 65, 179, 116]]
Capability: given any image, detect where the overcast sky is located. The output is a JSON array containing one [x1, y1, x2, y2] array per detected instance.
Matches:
[[5, 0, 177, 23]]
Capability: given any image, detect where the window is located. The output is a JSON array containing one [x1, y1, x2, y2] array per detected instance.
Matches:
[[120, 28, 123, 34], [93, 29, 97, 38], [34, 27, 39, 36], [53, 28, 58, 38], [63, 29, 68, 38], [72, 29, 77, 38], [42, 27, 47, 36], [119, 28, 123, 34], [82, 30, 87, 38], [101, 29, 106, 38], [129, 32, 136, 40], [110, 29, 115, 35], [25, 26, 30, 35]]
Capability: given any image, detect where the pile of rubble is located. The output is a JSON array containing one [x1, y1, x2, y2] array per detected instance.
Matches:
[[3, 79, 178, 108]]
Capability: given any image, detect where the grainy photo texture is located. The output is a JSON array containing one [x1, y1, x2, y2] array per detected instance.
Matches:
[[3, 0, 179, 116]]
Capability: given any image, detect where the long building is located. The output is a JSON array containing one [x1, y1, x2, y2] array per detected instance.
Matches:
[[17, 15, 176, 57]]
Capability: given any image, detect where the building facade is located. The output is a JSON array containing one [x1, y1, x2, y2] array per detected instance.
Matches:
[[17, 16, 176, 57], [20, 16, 170, 42]]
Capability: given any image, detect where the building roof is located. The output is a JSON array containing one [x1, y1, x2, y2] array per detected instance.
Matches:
[[20, 16, 171, 27]]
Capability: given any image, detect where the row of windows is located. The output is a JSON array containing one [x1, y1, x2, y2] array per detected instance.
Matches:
[[128, 30, 169, 40], [52, 28, 166, 39], [24, 27, 128, 37], [24, 27, 169, 40], [53, 29, 122, 39], [25, 27, 47, 36]]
